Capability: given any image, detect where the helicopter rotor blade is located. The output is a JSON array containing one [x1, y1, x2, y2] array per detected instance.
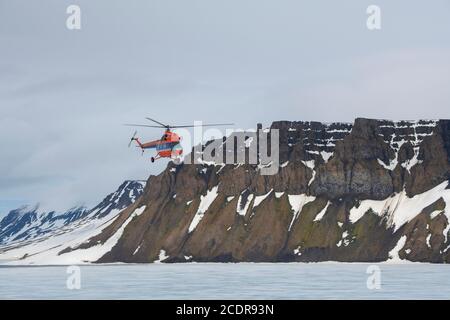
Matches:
[[124, 124, 165, 128], [170, 123, 234, 128], [124, 122, 234, 129], [145, 117, 169, 128]]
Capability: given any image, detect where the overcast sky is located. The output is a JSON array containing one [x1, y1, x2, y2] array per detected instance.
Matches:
[[1, 0, 449, 214]]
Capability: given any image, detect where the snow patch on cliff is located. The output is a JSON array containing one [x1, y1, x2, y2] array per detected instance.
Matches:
[[237, 192, 254, 216], [253, 190, 273, 209], [280, 161, 289, 168], [188, 186, 219, 233], [349, 181, 450, 232], [320, 151, 333, 163], [155, 249, 169, 263], [388, 235, 407, 262], [313, 202, 330, 222], [377, 120, 437, 172], [288, 195, 316, 231], [430, 210, 443, 219], [301, 160, 316, 186]]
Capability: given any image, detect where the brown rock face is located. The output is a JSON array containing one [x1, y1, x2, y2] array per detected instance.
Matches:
[[77, 118, 450, 263]]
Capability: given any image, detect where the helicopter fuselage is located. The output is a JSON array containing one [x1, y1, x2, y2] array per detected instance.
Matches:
[[132, 130, 183, 161], [126, 117, 233, 163]]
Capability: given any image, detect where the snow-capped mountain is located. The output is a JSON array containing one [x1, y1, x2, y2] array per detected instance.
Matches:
[[0, 205, 88, 245], [89, 180, 146, 218], [0, 180, 145, 263]]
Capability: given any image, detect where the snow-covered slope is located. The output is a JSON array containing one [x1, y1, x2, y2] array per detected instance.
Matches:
[[0, 205, 88, 245], [0, 180, 145, 264]]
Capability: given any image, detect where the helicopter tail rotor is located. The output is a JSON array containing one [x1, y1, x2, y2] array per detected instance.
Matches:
[[128, 130, 138, 148]]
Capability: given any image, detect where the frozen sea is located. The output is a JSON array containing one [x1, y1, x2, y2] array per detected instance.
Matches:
[[0, 263, 449, 299]]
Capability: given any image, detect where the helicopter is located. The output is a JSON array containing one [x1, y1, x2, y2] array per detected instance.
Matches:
[[125, 117, 233, 163]]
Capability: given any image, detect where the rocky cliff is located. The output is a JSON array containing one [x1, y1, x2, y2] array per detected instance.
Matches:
[[28, 118, 450, 263]]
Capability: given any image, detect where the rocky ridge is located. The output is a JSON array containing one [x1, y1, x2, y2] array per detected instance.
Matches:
[[79, 118, 450, 263]]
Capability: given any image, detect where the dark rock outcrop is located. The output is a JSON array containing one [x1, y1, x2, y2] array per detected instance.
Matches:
[[83, 119, 450, 263]]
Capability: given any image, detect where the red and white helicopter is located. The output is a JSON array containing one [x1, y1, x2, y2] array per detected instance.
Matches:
[[125, 117, 233, 163]]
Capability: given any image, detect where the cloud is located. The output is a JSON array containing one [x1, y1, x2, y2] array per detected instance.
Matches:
[[1, 0, 450, 214], [251, 48, 450, 123]]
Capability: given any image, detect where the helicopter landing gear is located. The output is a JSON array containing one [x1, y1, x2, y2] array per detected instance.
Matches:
[[151, 155, 161, 163], [172, 157, 182, 165]]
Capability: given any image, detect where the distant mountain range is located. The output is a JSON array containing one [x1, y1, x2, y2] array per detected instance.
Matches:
[[2, 118, 450, 264], [0, 180, 145, 264]]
